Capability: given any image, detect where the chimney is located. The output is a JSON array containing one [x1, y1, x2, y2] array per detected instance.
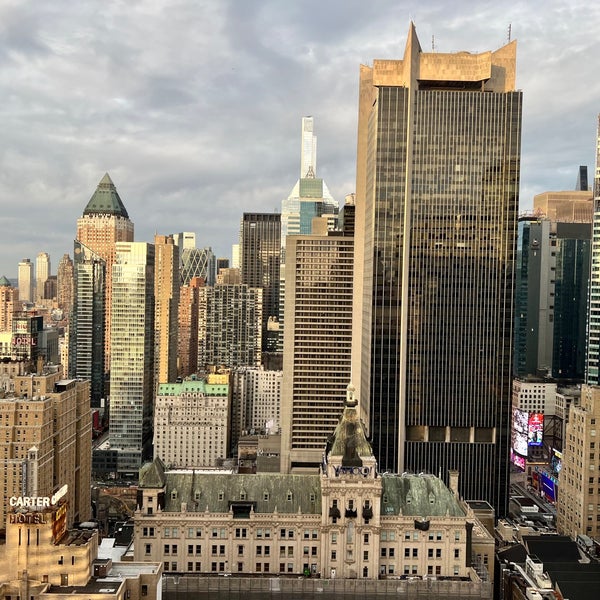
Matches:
[[448, 470, 459, 496]]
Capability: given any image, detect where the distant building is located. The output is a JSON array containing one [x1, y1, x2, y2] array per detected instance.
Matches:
[[134, 386, 494, 594], [154, 376, 230, 468], [181, 247, 216, 286], [76, 173, 134, 371], [69, 241, 106, 406], [177, 276, 202, 378], [36, 251, 51, 303], [57, 253, 74, 317], [18, 258, 33, 304], [154, 234, 179, 386], [240, 213, 280, 353], [0, 276, 18, 331], [109, 242, 155, 473]]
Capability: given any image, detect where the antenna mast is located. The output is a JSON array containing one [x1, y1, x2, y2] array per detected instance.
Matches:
[[507, 23, 512, 43]]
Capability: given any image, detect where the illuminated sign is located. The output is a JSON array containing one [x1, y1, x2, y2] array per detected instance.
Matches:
[[13, 336, 36, 346], [511, 407, 528, 456], [511, 451, 526, 471], [9, 485, 68, 511], [528, 413, 543, 446]]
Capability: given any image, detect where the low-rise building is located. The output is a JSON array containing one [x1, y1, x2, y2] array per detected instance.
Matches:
[[134, 384, 493, 597]]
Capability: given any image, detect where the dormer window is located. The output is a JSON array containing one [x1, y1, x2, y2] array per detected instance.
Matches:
[[218, 491, 224, 501], [171, 490, 178, 500], [194, 490, 201, 502], [264, 492, 270, 502], [287, 490, 293, 502], [240, 489, 247, 501]]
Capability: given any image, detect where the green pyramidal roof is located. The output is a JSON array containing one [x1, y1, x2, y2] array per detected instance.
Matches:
[[0, 276, 12, 286], [83, 173, 130, 218]]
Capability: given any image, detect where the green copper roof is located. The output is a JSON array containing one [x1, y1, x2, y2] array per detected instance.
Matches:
[[0, 276, 12, 286], [83, 173, 130, 218]]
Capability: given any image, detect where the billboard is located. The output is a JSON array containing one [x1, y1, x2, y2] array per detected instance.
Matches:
[[511, 407, 528, 457], [528, 413, 544, 446], [511, 450, 526, 471]]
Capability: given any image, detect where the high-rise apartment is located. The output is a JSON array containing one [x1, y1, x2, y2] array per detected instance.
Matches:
[[69, 241, 105, 406], [280, 230, 354, 473], [177, 276, 202, 378], [17, 258, 33, 304], [109, 242, 155, 473], [154, 234, 179, 386], [35, 251, 50, 302], [198, 283, 262, 370], [240, 213, 280, 353], [76, 173, 134, 370], [352, 25, 521, 514]]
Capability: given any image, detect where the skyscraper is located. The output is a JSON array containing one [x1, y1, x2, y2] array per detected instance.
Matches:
[[240, 213, 280, 353], [109, 242, 155, 473], [0, 276, 18, 332], [17, 258, 33, 304], [57, 253, 74, 318], [35, 251, 50, 303], [178, 276, 202, 378], [280, 230, 354, 473], [154, 234, 179, 386], [352, 25, 521, 514], [76, 173, 134, 370], [70, 241, 105, 406]]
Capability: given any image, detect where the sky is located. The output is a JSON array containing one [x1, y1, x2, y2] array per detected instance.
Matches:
[[1, 0, 599, 278]]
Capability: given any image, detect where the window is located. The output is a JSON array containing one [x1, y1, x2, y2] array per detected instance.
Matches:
[[238, 545, 244, 556], [363, 533, 369, 544], [389, 548, 395, 558], [237, 562, 243, 572], [311, 546, 317, 556], [404, 548, 410, 558], [164, 545, 170, 555], [436, 548, 441, 558], [331, 550, 337, 560], [454, 549, 460, 559], [331, 533, 337, 544], [145, 544, 151, 554], [381, 548, 387, 558], [363, 551, 369, 560], [412, 548, 418, 558], [428, 548, 433, 559]]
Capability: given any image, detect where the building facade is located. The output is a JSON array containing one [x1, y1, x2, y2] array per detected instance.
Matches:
[[109, 242, 155, 473], [134, 386, 493, 595], [0, 368, 91, 530], [57, 253, 74, 318], [352, 25, 521, 515], [154, 234, 179, 387], [0, 276, 18, 331], [153, 376, 230, 468], [69, 241, 105, 406], [36, 251, 51, 303], [18, 258, 33, 304], [280, 233, 354, 473], [177, 276, 201, 378], [240, 213, 281, 353], [76, 173, 134, 372]]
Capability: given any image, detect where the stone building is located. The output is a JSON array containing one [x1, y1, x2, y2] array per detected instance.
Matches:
[[134, 385, 493, 596]]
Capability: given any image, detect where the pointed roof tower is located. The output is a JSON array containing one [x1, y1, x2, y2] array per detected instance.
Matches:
[[328, 383, 374, 466], [0, 275, 12, 286], [83, 173, 130, 218]]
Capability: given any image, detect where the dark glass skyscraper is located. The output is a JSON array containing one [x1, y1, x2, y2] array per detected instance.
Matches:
[[240, 213, 281, 353], [353, 25, 521, 515]]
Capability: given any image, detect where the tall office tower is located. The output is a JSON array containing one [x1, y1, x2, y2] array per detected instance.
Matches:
[[0, 276, 18, 331], [178, 277, 202, 378], [198, 284, 262, 370], [109, 242, 155, 473], [57, 253, 74, 317], [557, 384, 600, 538], [17, 258, 33, 304], [300, 115, 317, 178], [339, 193, 356, 236], [586, 117, 600, 385], [280, 232, 354, 473], [576, 165, 589, 191], [1, 369, 91, 530], [181, 247, 216, 286], [153, 376, 230, 468], [231, 244, 240, 268], [35, 251, 50, 302], [76, 173, 134, 370], [44, 275, 57, 301], [154, 234, 179, 386], [352, 25, 521, 515], [240, 213, 281, 353], [69, 241, 105, 406]]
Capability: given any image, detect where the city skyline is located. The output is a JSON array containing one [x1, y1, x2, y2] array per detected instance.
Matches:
[[1, 1, 599, 276]]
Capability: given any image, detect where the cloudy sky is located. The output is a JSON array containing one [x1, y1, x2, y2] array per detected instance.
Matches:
[[1, 0, 599, 278]]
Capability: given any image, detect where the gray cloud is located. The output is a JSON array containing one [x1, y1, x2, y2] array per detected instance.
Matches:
[[0, 0, 598, 277]]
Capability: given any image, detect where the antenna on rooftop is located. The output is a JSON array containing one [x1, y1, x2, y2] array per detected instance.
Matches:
[[432, 35, 435, 52], [507, 23, 512, 43]]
